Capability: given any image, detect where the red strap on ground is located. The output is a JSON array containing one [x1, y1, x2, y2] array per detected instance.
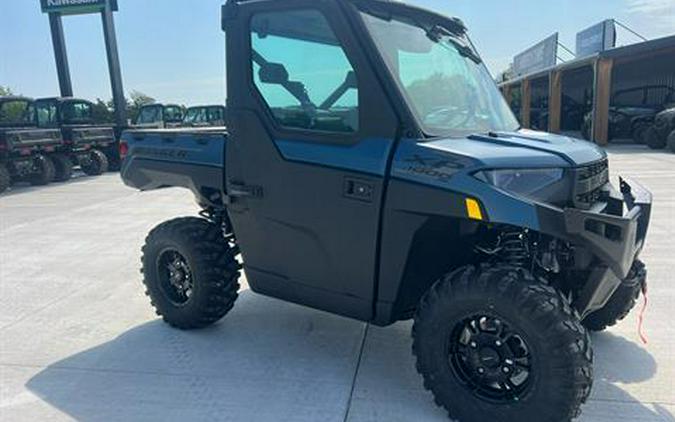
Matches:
[[637, 282, 649, 345]]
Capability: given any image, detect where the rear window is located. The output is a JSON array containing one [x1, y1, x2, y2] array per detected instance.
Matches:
[[0, 100, 34, 126]]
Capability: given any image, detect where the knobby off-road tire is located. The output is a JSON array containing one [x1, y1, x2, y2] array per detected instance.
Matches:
[[51, 154, 74, 182], [81, 149, 109, 176], [0, 163, 10, 193], [105, 148, 121, 172], [413, 265, 593, 422], [141, 217, 241, 329], [29, 154, 56, 186], [583, 260, 646, 332], [645, 127, 666, 150]]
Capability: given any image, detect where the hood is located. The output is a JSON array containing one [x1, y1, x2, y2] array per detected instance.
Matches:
[[421, 129, 606, 168]]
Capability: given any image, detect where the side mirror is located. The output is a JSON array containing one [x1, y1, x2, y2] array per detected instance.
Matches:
[[259, 62, 289, 85]]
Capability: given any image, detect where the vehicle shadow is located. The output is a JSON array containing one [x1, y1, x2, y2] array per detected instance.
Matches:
[[24, 291, 669, 422], [0, 172, 106, 198]]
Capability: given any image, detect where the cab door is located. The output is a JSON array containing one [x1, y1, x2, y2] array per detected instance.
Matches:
[[223, 1, 399, 320]]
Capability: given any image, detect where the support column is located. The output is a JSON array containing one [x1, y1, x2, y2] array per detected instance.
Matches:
[[48, 13, 73, 97], [521, 79, 531, 129], [101, 2, 127, 128], [593, 58, 614, 146], [549, 70, 562, 133]]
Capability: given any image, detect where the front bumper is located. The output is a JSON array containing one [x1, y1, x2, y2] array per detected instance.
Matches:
[[564, 177, 651, 279], [537, 177, 652, 317]]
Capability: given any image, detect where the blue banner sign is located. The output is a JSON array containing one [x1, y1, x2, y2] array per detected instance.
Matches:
[[576, 20, 616, 57], [513, 33, 559, 77]]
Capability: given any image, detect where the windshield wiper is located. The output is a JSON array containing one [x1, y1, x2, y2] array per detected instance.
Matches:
[[426, 25, 482, 64]]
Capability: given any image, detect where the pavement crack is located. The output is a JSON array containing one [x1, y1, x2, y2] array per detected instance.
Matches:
[[343, 322, 369, 422]]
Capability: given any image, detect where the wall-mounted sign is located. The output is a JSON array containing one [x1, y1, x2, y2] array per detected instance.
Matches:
[[513, 33, 559, 77], [576, 20, 616, 57], [40, 0, 118, 15]]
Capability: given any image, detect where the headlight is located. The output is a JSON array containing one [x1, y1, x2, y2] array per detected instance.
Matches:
[[475, 168, 565, 197]]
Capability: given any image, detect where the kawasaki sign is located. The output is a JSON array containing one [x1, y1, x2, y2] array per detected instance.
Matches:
[[40, 0, 118, 15]]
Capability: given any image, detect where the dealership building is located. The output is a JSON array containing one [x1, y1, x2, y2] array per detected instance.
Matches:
[[499, 21, 675, 146]]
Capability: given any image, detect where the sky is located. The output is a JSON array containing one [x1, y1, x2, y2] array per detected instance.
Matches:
[[1, 0, 674, 105]]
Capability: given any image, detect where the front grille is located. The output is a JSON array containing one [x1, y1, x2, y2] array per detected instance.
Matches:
[[573, 159, 609, 209]]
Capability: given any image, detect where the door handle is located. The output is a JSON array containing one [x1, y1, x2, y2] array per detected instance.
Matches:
[[228, 181, 263, 198], [343, 177, 373, 202]]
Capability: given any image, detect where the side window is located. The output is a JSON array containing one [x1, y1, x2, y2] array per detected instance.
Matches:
[[164, 107, 183, 122], [36, 103, 57, 127], [137, 106, 160, 124], [250, 9, 359, 133]]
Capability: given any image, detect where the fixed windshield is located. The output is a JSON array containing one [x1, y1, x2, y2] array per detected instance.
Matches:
[[61, 101, 92, 124], [360, 10, 519, 137], [0, 99, 34, 127]]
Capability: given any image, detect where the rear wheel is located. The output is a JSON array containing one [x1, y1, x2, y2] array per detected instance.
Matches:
[[631, 122, 650, 144], [141, 217, 241, 329], [0, 163, 10, 193], [645, 127, 666, 150], [668, 131, 675, 153], [51, 154, 74, 182], [413, 265, 593, 422], [29, 154, 56, 186], [583, 260, 646, 332], [81, 149, 109, 176]]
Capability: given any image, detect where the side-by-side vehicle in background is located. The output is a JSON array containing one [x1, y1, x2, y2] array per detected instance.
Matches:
[[34, 97, 118, 176], [182, 105, 227, 127], [582, 85, 675, 143], [134, 103, 185, 129], [0, 96, 64, 193], [120, 1, 653, 420]]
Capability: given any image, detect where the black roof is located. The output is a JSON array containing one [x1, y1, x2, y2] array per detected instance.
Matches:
[[35, 96, 92, 104], [0, 95, 33, 103]]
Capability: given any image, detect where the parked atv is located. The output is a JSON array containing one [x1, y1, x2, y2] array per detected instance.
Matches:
[[120, 1, 652, 420], [582, 85, 675, 143], [645, 107, 675, 150], [0, 96, 64, 193], [34, 97, 118, 176]]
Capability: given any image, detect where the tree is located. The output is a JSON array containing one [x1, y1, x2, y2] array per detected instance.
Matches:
[[0, 86, 14, 96], [127, 90, 156, 122], [91, 98, 114, 123]]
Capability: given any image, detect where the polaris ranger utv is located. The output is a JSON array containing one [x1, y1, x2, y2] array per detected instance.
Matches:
[[34, 97, 118, 177], [120, 1, 652, 420], [134, 103, 185, 129], [0, 96, 64, 193]]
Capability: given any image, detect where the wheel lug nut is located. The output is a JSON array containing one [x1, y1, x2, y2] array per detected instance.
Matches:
[[502, 366, 510, 373], [477, 367, 485, 374], [470, 342, 477, 349], [495, 340, 502, 346]]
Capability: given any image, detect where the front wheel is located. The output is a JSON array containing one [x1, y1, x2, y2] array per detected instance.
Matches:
[[413, 265, 593, 422], [0, 163, 10, 193], [141, 217, 241, 329], [81, 149, 109, 176], [583, 260, 646, 332], [51, 154, 74, 182], [29, 154, 56, 186]]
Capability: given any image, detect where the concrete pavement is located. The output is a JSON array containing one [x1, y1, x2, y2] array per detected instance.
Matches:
[[0, 146, 674, 421]]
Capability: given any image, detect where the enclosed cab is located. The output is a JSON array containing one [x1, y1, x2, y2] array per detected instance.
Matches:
[[34, 97, 118, 176], [134, 103, 184, 129], [120, 1, 653, 420], [0, 96, 64, 193], [182, 105, 227, 127]]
